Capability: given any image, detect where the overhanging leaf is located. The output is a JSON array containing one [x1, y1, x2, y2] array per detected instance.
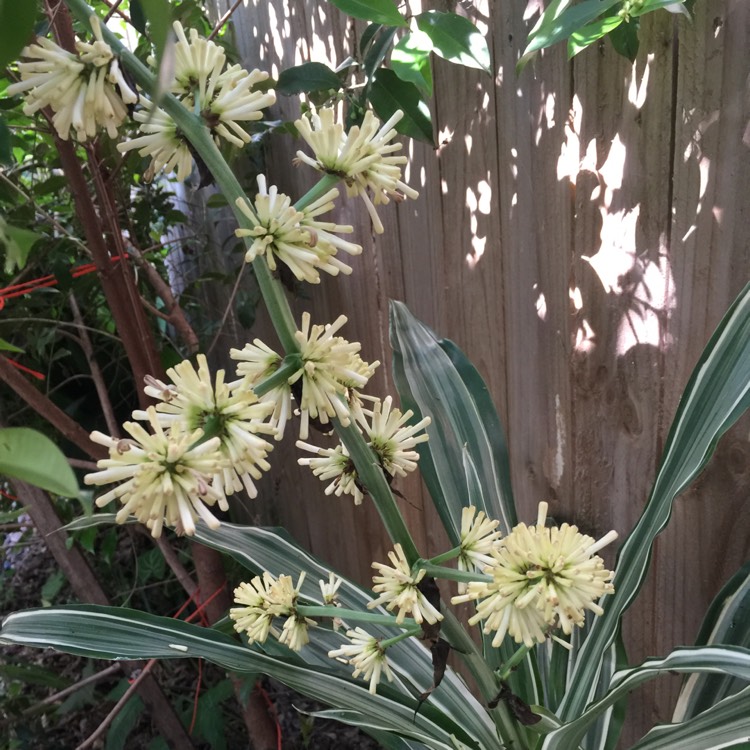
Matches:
[[370, 69, 433, 144], [557, 282, 750, 722], [328, 0, 407, 28], [518, 0, 620, 70], [568, 15, 623, 58], [391, 31, 433, 97], [277, 62, 342, 95], [1, 222, 42, 273], [0, 427, 78, 496], [416, 12, 491, 74]]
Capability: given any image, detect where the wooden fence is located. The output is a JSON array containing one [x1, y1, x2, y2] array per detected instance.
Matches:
[[208, 0, 750, 743]]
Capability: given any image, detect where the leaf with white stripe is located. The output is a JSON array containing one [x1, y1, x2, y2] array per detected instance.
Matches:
[[558, 283, 750, 721]]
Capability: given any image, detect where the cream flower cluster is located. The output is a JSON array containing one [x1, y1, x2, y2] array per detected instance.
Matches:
[[294, 107, 419, 233], [7, 17, 137, 141], [452, 502, 617, 647], [84, 355, 277, 537], [328, 627, 394, 694], [230, 571, 314, 652], [296, 395, 431, 505], [231, 313, 379, 441], [84, 407, 228, 538], [118, 21, 275, 181], [367, 543, 443, 625], [235, 175, 362, 283]]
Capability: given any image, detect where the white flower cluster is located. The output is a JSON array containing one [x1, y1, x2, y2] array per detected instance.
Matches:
[[84, 354, 277, 537], [452, 502, 617, 647], [295, 107, 419, 234], [7, 16, 137, 142], [235, 175, 362, 283], [118, 21, 275, 181]]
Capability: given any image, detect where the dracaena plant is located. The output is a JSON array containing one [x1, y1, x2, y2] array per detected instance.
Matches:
[[2, 3, 750, 750]]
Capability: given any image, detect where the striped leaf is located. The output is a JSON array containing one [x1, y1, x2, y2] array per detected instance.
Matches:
[[542, 646, 750, 750], [558, 282, 750, 721], [389, 301, 516, 542], [0, 605, 479, 749], [630, 685, 750, 750], [62, 515, 503, 749], [673, 561, 750, 722]]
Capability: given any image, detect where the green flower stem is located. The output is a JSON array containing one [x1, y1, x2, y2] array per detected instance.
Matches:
[[64, 0, 420, 565], [440, 610, 525, 748], [497, 643, 533, 682], [335, 417, 419, 564], [296, 605, 416, 629], [427, 546, 461, 565], [252, 354, 302, 398], [293, 174, 341, 211], [380, 627, 422, 649], [418, 562, 492, 584]]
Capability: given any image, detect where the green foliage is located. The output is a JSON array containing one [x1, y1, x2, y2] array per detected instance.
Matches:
[[0, 1, 38, 70], [416, 11, 492, 74], [328, 0, 407, 28], [369, 69, 432, 143], [277, 62, 342, 96], [0, 428, 78, 496], [520, 0, 689, 68]]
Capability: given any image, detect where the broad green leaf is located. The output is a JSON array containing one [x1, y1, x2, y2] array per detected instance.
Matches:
[[0, 338, 24, 353], [673, 561, 750, 722], [363, 26, 398, 81], [0, 605, 493, 749], [392, 31, 433, 96], [568, 15, 623, 57], [558, 282, 750, 722], [370, 69, 433, 144], [0, 427, 78, 496], [328, 0, 407, 28], [519, 0, 620, 70], [360, 23, 382, 55], [1, 221, 42, 273], [416, 12, 491, 74], [542, 646, 750, 749], [277, 62, 341, 96], [630, 685, 750, 750], [609, 20, 640, 62], [0, 1, 37, 70]]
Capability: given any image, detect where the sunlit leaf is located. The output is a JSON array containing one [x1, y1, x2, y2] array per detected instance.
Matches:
[[370, 69, 433, 145], [392, 31, 433, 96], [519, 0, 620, 71], [0, 427, 78, 497], [277, 62, 342, 95], [416, 11, 491, 74], [0, 338, 24, 353], [0, 222, 42, 273], [568, 15, 623, 57], [328, 0, 407, 28]]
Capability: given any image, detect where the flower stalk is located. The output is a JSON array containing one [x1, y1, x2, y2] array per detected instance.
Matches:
[[295, 605, 417, 628], [63, 0, 419, 563]]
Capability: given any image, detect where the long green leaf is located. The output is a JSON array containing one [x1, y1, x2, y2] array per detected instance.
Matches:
[[631, 687, 750, 750], [558, 283, 750, 721], [390, 301, 516, 542], [0, 1, 37, 70], [630, 685, 750, 750], [0, 427, 78, 496], [0, 605, 481, 748], [63, 516, 503, 749], [543, 646, 750, 750], [673, 561, 750, 722]]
